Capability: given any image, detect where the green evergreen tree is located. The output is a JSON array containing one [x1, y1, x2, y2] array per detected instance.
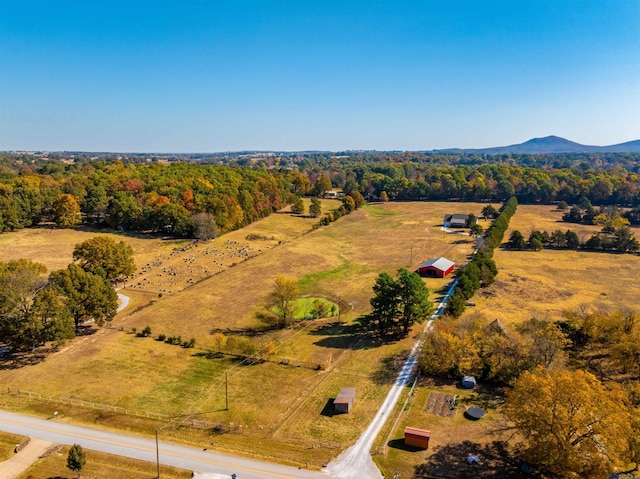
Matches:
[[67, 444, 86, 478]]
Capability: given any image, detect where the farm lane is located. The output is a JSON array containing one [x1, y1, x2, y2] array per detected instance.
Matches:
[[325, 277, 459, 479], [0, 410, 329, 479], [116, 292, 130, 312]]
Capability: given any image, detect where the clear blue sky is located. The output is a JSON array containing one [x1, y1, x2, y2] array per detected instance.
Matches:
[[1, 0, 639, 152]]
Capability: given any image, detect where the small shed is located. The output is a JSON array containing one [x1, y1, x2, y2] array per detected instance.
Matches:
[[461, 376, 477, 389], [334, 387, 356, 414], [404, 427, 431, 449], [417, 257, 455, 278]]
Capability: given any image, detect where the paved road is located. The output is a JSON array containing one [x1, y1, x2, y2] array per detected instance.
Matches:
[[0, 410, 329, 479]]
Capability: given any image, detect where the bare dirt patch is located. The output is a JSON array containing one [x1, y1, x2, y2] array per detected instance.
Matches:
[[425, 391, 457, 418]]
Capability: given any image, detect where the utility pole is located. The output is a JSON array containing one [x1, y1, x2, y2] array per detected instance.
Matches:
[[155, 428, 160, 478], [225, 372, 229, 410]]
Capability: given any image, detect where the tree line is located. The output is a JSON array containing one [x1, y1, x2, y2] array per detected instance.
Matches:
[[2, 154, 640, 239], [446, 197, 518, 317], [0, 160, 298, 236]]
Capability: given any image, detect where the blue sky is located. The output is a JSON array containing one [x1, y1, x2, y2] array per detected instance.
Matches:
[[1, 0, 639, 152]]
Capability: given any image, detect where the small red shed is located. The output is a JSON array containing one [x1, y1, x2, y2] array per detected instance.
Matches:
[[417, 257, 455, 278], [404, 426, 431, 449], [334, 387, 356, 414]]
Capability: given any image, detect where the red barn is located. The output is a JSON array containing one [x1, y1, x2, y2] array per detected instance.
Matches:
[[417, 257, 455, 278], [404, 427, 431, 449]]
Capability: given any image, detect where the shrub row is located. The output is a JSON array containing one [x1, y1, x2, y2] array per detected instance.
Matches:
[[446, 196, 518, 317]]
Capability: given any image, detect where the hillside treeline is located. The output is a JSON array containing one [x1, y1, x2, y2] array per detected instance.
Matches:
[[2, 154, 640, 236], [0, 160, 299, 235]]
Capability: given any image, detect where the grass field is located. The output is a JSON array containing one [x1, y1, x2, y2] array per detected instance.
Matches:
[[0, 201, 484, 467], [0, 431, 25, 462], [16, 445, 192, 479], [460, 205, 640, 325]]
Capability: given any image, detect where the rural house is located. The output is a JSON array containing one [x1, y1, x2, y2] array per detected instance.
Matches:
[[334, 387, 356, 414], [443, 213, 475, 228], [417, 257, 455, 278]]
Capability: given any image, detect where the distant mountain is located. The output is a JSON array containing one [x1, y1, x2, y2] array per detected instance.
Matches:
[[435, 136, 640, 154]]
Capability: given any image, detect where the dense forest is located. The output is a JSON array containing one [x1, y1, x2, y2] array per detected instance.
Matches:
[[1, 152, 639, 237]]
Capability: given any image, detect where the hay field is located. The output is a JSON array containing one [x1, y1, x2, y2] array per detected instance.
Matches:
[[0, 201, 482, 465], [462, 204, 640, 325], [0, 226, 186, 273]]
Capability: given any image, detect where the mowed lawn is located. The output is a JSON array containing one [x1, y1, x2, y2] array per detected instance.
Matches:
[[0, 201, 482, 466], [461, 204, 640, 325]]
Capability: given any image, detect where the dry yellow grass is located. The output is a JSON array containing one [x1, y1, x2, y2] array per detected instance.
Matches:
[[0, 431, 25, 461], [460, 204, 640, 325], [0, 226, 187, 273], [0, 201, 484, 466], [16, 445, 192, 479]]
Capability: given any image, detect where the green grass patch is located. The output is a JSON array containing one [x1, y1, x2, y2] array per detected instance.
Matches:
[[270, 298, 337, 321], [364, 204, 400, 216], [297, 263, 367, 294]]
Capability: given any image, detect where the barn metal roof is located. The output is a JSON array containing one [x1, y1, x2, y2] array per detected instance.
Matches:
[[417, 257, 454, 272], [404, 426, 431, 437]]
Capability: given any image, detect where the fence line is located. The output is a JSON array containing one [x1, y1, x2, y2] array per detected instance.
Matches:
[[6, 388, 239, 432]]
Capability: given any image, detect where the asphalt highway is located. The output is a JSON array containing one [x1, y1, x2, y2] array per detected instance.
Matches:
[[0, 410, 329, 479]]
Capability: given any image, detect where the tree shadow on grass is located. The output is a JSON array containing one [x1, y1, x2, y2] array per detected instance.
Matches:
[[0, 350, 47, 370], [415, 440, 529, 479], [310, 321, 380, 350], [371, 350, 411, 385], [209, 325, 279, 337], [388, 438, 425, 452]]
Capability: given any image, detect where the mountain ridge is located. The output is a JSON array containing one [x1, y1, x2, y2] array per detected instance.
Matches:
[[434, 136, 640, 154]]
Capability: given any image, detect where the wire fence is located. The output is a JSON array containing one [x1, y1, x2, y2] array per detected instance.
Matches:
[[5, 388, 240, 432]]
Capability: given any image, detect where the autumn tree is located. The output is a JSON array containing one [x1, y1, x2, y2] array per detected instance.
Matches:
[[348, 190, 365, 209], [52, 194, 82, 227], [314, 174, 332, 197], [67, 444, 86, 478], [506, 367, 633, 478], [192, 212, 219, 241], [73, 237, 135, 280], [50, 264, 118, 333], [268, 276, 299, 328], [379, 191, 389, 202], [212, 332, 227, 352], [309, 197, 322, 218], [290, 196, 304, 215]]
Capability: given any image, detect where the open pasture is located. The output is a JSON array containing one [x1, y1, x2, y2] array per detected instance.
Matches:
[[462, 204, 640, 325], [0, 201, 482, 465]]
